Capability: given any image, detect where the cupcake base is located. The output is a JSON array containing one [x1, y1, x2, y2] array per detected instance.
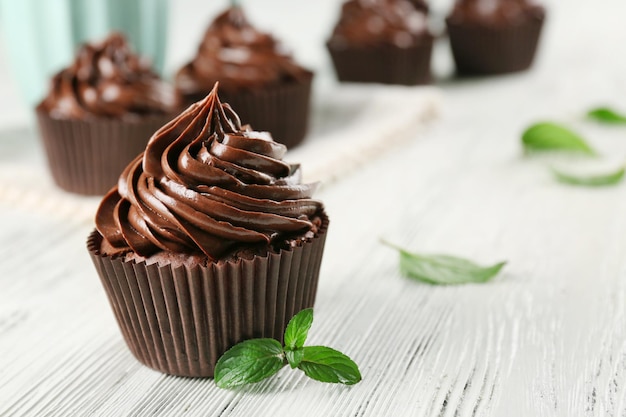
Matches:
[[326, 39, 434, 86], [35, 109, 174, 196], [87, 214, 328, 378], [446, 16, 545, 76], [179, 73, 313, 150]]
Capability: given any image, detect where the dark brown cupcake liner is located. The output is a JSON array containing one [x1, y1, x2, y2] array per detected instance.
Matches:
[[87, 214, 329, 378], [326, 39, 434, 86], [179, 73, 313, 150], [35, 108, 174, 196], [446, 15, 545, 76]]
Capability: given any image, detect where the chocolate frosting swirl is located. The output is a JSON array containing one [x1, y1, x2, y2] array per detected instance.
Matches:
[[39, 33, 177, 119], [328, 0, 431, 48], [447, 0, 545, 26], [175, 6, 310, 93], [96, 83, 323, 261]]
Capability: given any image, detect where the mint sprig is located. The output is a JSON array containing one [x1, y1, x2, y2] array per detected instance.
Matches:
[[587, 107, 626, 125], [522, 122, 596, 155], [214, 309, 361, 388], [551, 165, 625, 187], [382, 240, 506, 285]]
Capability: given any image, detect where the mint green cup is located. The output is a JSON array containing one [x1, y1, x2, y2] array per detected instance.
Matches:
[[0, 0, 168, 106]]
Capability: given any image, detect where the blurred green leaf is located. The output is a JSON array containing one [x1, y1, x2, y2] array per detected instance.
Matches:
[[551, 166, 625, 187], [587, 107, 626, 124], [522, 122, 595, 155]]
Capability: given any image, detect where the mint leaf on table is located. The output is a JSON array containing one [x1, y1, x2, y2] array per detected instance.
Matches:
[[522, 122, 596, 155], [587, 107, 626, 124], [214, 339, 284, 389], [298, 346, 362, 385], [284, 308, 313, 351], [213, 309, 361, 388], [382, 240, 506, 285], [551, 166, 625, 187]]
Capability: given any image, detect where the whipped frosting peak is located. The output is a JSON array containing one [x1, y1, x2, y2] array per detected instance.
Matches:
[[96, 83, 322, 261], [40, 32, 177, 119]]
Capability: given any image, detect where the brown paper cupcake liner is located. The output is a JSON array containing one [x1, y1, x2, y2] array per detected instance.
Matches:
[[326, 39, 434, 86], [446, 16, 545, 75], [87, 214, 328, 378], [35, 108, 174, 196], [180, 73, 313, 150]]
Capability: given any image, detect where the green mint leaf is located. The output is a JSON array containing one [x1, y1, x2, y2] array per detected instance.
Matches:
[[298, 346, 361, 385], [284, 308, 314, 351], [522, 122, 596, 155], [214, 339, 285, 389], [551, 166, 625, 187], [587, 107, 626, 124], [381, 240, 505, 285], [285, 349, 304, 369]]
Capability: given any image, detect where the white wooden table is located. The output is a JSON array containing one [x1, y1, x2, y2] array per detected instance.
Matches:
[[2, 0, 626, 415]]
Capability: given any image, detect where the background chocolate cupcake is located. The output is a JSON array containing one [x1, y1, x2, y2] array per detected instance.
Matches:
[[175, 6, 313, 149], [87, 84, 328, 378], [36, 33, 177, 195], [326, 0, 434, 85], [446, 0, 546, 75]]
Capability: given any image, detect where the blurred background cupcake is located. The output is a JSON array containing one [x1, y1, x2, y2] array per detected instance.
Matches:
[[36, 33, 178, 195], [326, 0, 434, 86], [175, 6, 313, 149], [446, 0, 546, 75], [0, 0, 168, 107]]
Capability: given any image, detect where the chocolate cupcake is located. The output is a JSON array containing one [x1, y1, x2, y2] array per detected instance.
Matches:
[[175, 7, 313, 149], [326, 0, 434, 85], [36, 33, 178, 195], [87, 83, 328, 378], [446, 0, 546, 75]]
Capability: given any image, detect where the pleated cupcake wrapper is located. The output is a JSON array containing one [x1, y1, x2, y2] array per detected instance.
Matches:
[[35, 109, 174, 196], [446, 16, 545, 75], [180, 74, 313, 150], [87, 215, 328, 378], [326, 40, 434, 86]]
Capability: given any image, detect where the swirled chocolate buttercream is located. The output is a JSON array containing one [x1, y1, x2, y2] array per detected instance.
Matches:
[[328, 0, 430, 48], [40, 33, 176, 119], [95, 83, 323, 262], [175, 6, 309, 94]]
